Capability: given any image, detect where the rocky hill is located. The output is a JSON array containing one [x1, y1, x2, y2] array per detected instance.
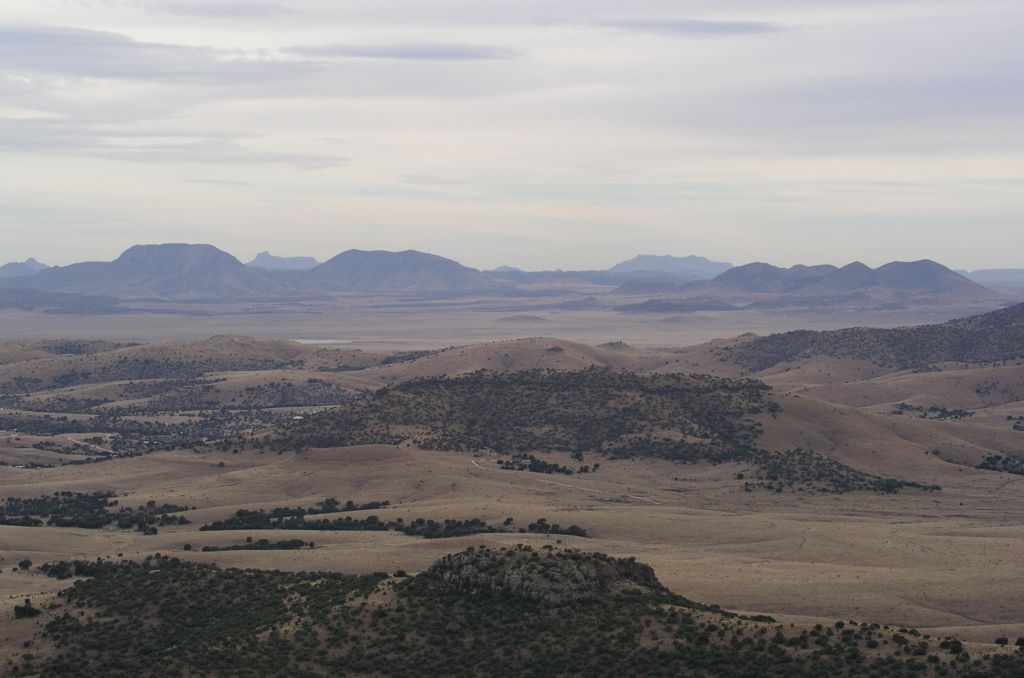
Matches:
[[409, 545, 666, 606]]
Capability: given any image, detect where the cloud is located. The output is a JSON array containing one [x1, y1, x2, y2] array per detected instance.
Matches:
[[0, 25, 520, 103], [185, 178, 254, 186], [286, 42, 522, 61], [0, 118, 344, 168], [0, 25, 313, 84], [599, 18, 782, 36], [146, 0, 291, 17]]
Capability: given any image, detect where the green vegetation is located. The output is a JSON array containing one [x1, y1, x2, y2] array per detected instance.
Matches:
[[717, 302, 1024, 372], [499, 454, 575, 474], [272, 368, 929, 493], [13, 599, 41, 620], [200, 538, 313, 552], [0, 408, 291, 460], [0, 352, 303, 395], [274, 368, 776, 458], [891, 403, 973, 420], [196, 498, 391, 531], [11, 548, 1022, 677], [200, 505, 588, 539], [0, 492, 190, 533], [744, 449, 939, 494], [976, 454, 1024, 476]]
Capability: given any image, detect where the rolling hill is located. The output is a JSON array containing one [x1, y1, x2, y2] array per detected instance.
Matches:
[[718, 301, 1024, 372], [0, 335, 381, 394], [273, 367, 935, 493]]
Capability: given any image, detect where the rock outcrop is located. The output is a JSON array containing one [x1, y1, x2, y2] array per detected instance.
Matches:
[[415, 545, 664, 606]]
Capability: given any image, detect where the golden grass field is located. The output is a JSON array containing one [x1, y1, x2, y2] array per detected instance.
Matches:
[[3, 325, 1024, 664]]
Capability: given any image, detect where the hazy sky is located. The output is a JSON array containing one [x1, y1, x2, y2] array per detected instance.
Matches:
[[1, 0, 1022, 270]]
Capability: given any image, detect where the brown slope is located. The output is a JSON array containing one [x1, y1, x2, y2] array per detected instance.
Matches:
[[773, 363, 1024, 412], [757, 392, 1024, 480], [366, 337, 678, 384], [717, 302, 1024, 372], [0, 336, 383, 394]]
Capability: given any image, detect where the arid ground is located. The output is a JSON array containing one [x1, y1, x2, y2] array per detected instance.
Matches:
[[3, 312, 1024, 669]]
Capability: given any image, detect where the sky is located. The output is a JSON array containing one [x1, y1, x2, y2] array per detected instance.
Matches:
[[1, 0, 1022, 271]]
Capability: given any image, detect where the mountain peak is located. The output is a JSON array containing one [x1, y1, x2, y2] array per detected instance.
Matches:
[[0, 257, 51, 278], [311, 249, 493, 293], [7, 243, 287, 300], [116, 242, 237, 264], [247, 251, 319, 271], [840, 261, 872, 272], [608, 254, 732, 280]]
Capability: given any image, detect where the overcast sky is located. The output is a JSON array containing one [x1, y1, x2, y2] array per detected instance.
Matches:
[[1, 0, 1022, 270]]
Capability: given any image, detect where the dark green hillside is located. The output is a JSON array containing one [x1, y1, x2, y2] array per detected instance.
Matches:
[[719, 303, 1024, 372], [11, 548, 1021, 677], [274, 367, 774, 459], [271, 368, 931, 493]]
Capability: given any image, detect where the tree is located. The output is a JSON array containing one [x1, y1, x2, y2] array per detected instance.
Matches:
[[14, 599, 40, 619]]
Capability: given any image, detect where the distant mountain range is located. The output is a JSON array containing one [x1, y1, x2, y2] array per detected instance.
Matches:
[[247, 251, 319, 271], [0, 257, 49, 278], [960, 269, 1024, 293], [0, 244, 499, 302], [681, 260, 1002, 309], [0, 245, 1009, 312], [608, 254, 733, 280], [484, 254, 733, 289]]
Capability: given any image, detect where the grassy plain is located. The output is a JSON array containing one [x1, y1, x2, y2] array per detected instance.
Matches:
[[2, 306, 1024, 667]]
